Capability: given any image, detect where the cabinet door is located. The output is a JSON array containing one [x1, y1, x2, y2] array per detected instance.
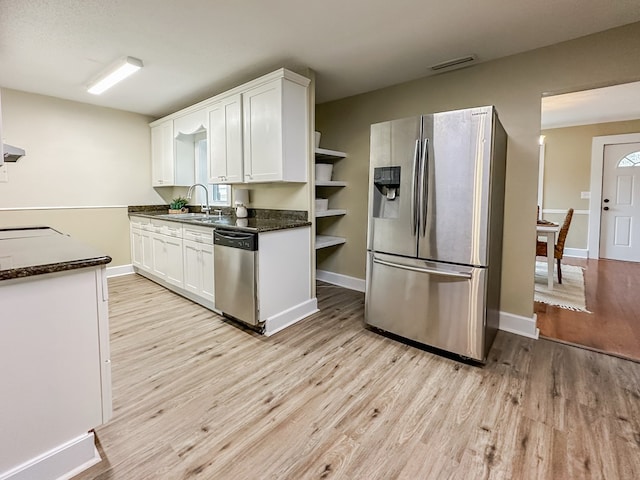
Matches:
[[208, 94, 243, 184], [151, 234, 168, 280], [151, 120, 175, 186], [183, 240, 201, 295], [165, 237, 184, 288], [141, 230, 153, 272], [242, 80, 283, 182], [131, 228, 143, 268], [200, 243, 215, 303]]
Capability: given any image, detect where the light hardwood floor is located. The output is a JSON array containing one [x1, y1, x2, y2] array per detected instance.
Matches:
[[77, 274, 640, 479]]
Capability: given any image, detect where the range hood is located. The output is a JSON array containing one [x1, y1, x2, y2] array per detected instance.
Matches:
[[3, 143, 25, 162]]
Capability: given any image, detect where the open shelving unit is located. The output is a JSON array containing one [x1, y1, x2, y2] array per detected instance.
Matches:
[[314, 147, 348, 162], [315, 208, 347, 218], [314, 147, 347, 251], [315, 235, 346, 249]]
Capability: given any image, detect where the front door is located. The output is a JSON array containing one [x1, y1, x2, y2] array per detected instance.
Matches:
[[600, 142, 640, 262]]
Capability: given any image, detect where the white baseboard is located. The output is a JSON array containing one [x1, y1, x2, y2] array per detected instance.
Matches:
[[499, 311, 539, 339], [0, 432, 100, 480], [264, 298, 319, 336], [564, 248, 588, 259], [316, 269, 365, 292], [106, 264, 134, 278]]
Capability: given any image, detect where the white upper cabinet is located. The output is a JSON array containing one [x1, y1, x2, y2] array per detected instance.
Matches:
[[208, 94, 243, 184], [243, 75, 309, 183], [151, 120, 174, 186], [151, 117, 197, 187], [150, 68, 310, 186]]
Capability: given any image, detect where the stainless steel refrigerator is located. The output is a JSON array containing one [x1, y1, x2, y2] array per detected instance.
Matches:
[[365, 105, 507, 362]]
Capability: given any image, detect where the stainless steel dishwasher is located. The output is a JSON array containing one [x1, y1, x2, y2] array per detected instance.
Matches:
[[213, 228, 258, 326]]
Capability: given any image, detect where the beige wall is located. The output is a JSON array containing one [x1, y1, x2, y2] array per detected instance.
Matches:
[[0, 88, 160, 266], [315, 22, 640, 318], [0, 208, 131, 266], [541, 119, 640, 249]]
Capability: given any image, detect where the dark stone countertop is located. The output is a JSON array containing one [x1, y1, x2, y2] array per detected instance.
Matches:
[[0, 227, 112, 281], [128, 206, 311, 233]]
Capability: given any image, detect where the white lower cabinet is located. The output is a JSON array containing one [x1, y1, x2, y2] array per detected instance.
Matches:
[[129, 218, 316, 332], [183, 224, 215, 304], [0, 266, 111, 479], [141, 229, 153, 271], [130, 217, 213, 308], [130, 224, 144, 268], [184, 240, 214, 303], [152, 234, 183, 288]]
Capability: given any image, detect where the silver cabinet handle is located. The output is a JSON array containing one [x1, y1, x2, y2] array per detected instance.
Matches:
[[373, 257, 472, 279]]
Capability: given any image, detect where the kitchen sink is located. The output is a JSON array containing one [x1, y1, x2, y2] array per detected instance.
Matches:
[[157, 213, 211, 219]]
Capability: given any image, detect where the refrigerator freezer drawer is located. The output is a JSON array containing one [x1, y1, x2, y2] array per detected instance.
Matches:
[[365, 252, 487, 361]]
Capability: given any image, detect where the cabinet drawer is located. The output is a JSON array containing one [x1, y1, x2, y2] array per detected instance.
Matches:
[[129, 216, 150, 230], [183, 225, 214, 244], [148, 219, 183, 237]]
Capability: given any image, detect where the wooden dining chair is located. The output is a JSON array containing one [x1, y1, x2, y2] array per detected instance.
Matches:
[[536, 208, 574, 284]]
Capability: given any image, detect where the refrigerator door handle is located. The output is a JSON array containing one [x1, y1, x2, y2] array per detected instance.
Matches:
[[411, 139, 420, 236], [372, 257, 473, 279], [420, 138, 429, 237]]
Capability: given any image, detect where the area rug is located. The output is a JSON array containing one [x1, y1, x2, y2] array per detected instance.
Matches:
[[534, 261, 590, 313]]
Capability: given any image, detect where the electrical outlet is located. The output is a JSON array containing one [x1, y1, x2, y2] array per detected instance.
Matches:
[[0, 165, 8, 183], [581, 191, 590, 199]]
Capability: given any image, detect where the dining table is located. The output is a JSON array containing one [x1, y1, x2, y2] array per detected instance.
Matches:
[[537, 223, 560, 289]]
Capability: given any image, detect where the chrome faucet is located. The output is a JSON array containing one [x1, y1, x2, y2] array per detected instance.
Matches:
[[186, 183, 210, 216]]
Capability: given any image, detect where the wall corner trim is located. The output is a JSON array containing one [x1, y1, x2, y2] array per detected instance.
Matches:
[[316, 269, 365, 292], [499, 311, 539, 339], [106, 264, 135, 278]]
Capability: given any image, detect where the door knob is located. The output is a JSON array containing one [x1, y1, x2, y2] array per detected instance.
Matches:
[[604, 198, 610, 203], [603, 206, 610, 211]]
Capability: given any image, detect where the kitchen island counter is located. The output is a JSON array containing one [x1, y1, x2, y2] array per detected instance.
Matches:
[[0, 226, 112, 480], [0, 226, 112, 280]]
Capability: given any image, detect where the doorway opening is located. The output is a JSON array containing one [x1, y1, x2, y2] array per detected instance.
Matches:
[[536, 82, 640, 362]]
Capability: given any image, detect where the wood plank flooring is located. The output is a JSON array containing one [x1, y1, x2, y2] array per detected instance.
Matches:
[[536, 258, 640, 362], [76, 274, 640, 479]]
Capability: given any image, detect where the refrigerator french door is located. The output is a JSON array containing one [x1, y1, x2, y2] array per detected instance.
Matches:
[[365, 106, 507, 362]]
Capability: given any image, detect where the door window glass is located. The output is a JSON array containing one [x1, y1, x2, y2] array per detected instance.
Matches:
[[618, 151, 640, 167]]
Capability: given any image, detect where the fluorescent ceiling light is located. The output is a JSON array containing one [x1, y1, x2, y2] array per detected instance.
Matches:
[[87, 56, 143, 95]]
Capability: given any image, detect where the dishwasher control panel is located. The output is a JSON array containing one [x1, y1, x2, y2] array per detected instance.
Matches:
[[214, 229, 258, 251]]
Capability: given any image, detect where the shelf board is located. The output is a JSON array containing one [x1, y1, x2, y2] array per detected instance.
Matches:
[[315, 180, 347, 187], [315, 148, 347, 161], [315, 209, 347, 218], [315, 235, 346, 249]]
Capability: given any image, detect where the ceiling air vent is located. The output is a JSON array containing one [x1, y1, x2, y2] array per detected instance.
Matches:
[[430, 55, 477, 72]]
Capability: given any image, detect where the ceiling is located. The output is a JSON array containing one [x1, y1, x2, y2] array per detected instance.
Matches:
[[1, 1, 640, 119], [542, 81, 640, 129]]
